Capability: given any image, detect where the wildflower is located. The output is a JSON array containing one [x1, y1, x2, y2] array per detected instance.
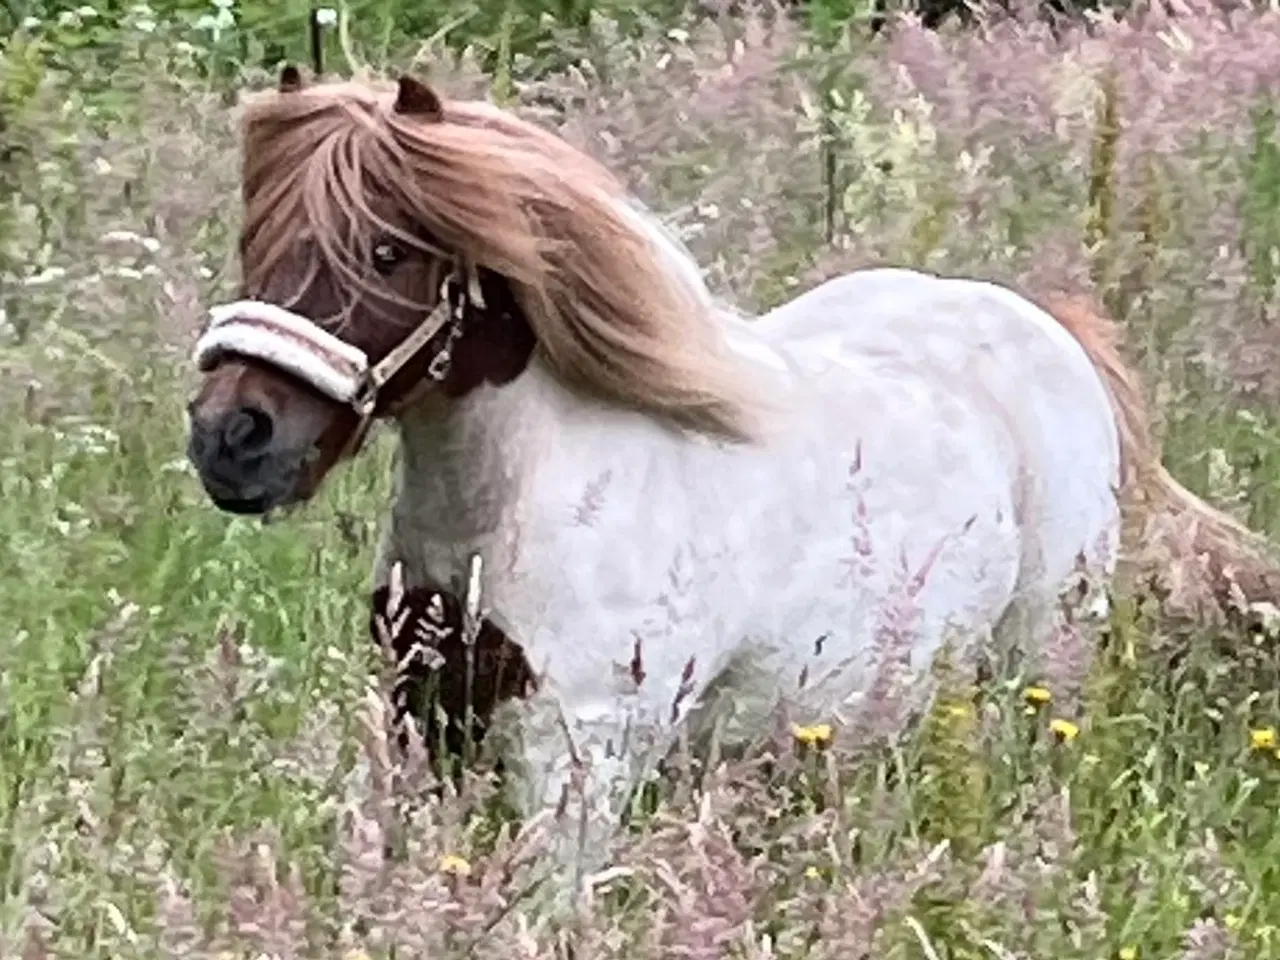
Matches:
[[804, 865, 822, 880], [1023, 685, 1053, 706], [792, 722, 834, 747], [1023, 684, 1053, 716], [1049, 718, 1080, 742], [439, 854, 472, 877], [1249, 727, 1276, 751], [1225, 914, 1243, 932], [1119, 948, 1138, 960]]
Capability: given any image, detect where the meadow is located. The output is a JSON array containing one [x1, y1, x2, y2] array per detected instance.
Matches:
[[5, 1, 1280, 956]]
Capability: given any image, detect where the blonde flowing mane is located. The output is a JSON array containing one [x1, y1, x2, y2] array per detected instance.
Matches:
[[236, 77, 760, 441]]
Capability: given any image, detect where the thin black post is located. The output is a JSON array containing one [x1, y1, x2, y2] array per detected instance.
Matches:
[[309, 6, 325, 77]]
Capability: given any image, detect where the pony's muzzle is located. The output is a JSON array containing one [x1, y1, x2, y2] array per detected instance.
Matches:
[[187, 403, 297, 514]]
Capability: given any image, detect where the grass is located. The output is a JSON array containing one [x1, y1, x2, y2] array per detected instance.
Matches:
[[5, 2, 1280, 957]]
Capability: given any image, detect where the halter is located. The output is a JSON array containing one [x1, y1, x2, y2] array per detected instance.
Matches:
[[193, 261, 483, 443]]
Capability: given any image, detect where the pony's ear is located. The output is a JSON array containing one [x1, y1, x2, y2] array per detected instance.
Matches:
[[278, 64, 304, 93], [393, 75, 443, 121]]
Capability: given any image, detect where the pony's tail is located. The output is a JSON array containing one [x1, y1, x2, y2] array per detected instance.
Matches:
[[1042, 294, 1280, 612]]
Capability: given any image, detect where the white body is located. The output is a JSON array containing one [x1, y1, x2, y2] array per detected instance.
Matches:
[[374, 213, 1123, 901]]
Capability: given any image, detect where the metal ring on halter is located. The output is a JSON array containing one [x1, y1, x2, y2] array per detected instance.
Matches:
[[427, 344, 454, 381]]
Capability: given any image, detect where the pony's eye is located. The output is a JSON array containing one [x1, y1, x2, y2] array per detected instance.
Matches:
[[372, 239, 407, 275]]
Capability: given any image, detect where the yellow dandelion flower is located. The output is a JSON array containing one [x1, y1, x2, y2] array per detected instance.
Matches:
[[1250, 727, 1277, 751], [1049, 718, 1080, 742], [439, 854, 472, 877], [1118, 947, 1138, 960], [1023, 685, 1053, 706], [1225, 914, 1243, 932], [804, 865, 822, 880], [792, 723, 834, 747]]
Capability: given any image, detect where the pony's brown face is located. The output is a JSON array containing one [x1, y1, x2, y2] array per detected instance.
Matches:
[[185, 69, 535, 516], [185, 231, 445, 515]]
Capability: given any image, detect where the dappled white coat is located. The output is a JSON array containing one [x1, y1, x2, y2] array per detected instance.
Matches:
[[374, 202, 1122, 903]]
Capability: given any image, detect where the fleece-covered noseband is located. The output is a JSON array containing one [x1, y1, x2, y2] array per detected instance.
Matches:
[[193, 263, 480, 419]]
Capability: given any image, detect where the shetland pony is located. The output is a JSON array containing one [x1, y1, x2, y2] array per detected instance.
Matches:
[[186, 67, 1276, 906]]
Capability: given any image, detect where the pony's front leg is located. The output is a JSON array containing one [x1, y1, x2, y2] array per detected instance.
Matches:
[[504, 688, 654, 916]]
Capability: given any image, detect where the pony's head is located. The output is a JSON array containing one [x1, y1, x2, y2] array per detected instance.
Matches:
[[186, 66, 757, 515]]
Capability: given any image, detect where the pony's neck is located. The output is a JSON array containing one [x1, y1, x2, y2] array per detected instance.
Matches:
[[392, 357, 560, 543], [389, 199, 785, 546]]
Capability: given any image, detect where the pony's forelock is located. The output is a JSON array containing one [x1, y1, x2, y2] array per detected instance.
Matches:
[[237, 78, 762, 440], [239, 81, 438, 328]]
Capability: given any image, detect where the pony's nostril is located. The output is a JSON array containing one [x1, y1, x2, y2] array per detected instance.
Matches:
[[222, 407, 274, 456]]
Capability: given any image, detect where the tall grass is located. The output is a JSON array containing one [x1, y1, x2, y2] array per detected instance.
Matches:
[[4, 2, 1280, 957]]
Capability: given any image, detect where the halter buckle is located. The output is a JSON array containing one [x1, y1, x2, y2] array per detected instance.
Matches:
[[422, 267, 470, 383], [351, 374, 380, 419]]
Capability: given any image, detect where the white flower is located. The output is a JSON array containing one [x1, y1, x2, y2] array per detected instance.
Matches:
[[314, 7, 338, 26], [161, 458, 195, 475], [23, 266, 67, 287], [194, 9, 234, 42], [101, 229, 161, 253]]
